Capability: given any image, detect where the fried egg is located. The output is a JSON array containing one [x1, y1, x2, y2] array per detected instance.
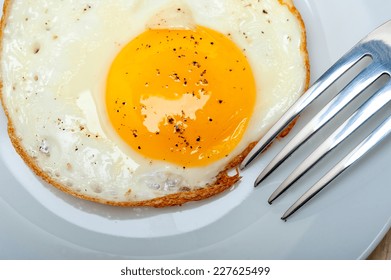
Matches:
[[0, 0, 309, 206]]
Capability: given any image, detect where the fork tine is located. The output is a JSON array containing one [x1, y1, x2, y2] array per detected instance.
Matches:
[[254, 63, 384, 187], [281, 114, 391, 220], [240, 45, 368, 170], [269, 82, 391, 204]]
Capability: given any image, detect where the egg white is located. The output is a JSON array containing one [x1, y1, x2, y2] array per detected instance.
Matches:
[[1, 0, 307, 202]]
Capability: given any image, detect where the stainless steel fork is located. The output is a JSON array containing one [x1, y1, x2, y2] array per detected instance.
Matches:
[[240, 20, 391, 220]]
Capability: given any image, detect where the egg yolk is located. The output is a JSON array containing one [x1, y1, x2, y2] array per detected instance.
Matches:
[[106, 26, 256, 167]]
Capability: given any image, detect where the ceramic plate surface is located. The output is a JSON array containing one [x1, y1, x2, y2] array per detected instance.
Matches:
[[1, 0, 391, 259]]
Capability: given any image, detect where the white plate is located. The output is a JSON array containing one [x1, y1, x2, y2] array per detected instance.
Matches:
[[1, 0, 391, 259]]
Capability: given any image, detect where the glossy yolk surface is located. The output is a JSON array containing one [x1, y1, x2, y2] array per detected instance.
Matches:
[[106, 26, 256, 167]]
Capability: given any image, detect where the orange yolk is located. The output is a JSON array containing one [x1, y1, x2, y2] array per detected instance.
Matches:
[[106, 26, 256, 167]]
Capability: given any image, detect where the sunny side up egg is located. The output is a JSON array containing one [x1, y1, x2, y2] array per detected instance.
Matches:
[[0, 0, 309, 206]]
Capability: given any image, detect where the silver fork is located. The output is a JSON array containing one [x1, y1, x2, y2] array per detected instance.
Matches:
[[240, 20, 391, 220]]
